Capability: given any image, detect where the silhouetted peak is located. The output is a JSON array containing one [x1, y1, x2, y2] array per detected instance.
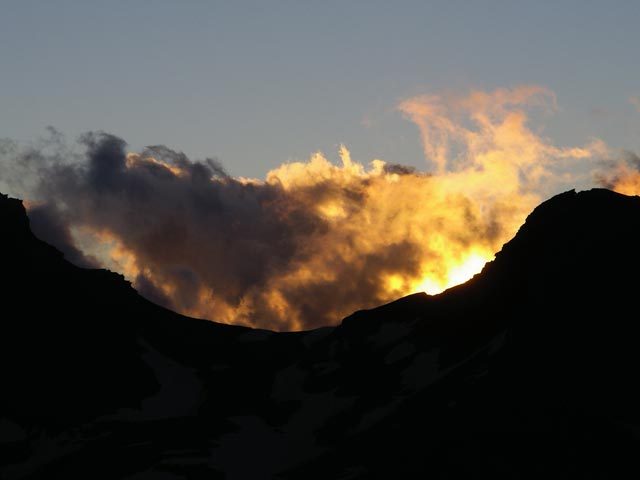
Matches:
[[0, 193, 31, 239], [476, 188, 640, 292], [503, 187, 639, 248]]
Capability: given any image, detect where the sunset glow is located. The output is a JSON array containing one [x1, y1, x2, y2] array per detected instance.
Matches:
[[412, 251, 492, 295], [6, 86, 617, 330]]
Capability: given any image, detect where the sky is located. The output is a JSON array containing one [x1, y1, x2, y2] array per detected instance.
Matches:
[[2, 0, 639, 179], [1, 1, 640, 330]]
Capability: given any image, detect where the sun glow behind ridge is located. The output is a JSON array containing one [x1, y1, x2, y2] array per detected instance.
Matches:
[[412, 251, 492, 295]]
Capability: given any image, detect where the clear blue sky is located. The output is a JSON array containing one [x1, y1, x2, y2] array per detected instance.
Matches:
[[2, 0, 639, 178]]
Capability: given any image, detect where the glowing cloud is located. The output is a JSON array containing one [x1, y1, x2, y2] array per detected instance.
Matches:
[[0, 87, 607, 330], [595, 151, 640, 196]]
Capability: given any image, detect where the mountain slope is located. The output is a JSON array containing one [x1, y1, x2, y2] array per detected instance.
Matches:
[[1, 188, 639, 479]]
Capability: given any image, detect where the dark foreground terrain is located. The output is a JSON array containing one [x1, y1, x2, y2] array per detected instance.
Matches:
[[1, 188, 639, 479]]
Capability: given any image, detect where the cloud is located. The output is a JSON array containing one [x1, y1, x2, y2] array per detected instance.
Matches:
[[0, 86, 607, 331], [396, 85, 595, 180], [595, 150, 640, 196], [630, 95, 640, 112], [27, 203, 99, 269]]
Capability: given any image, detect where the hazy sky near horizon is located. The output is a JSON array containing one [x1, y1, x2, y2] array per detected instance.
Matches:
[[2, 0, 640, 180]]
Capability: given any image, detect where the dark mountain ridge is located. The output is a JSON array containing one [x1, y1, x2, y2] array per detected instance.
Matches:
[[1, 188, 639, 478]]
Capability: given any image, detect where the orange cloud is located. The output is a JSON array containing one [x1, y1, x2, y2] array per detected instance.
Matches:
[[1, 87, 609, 330]]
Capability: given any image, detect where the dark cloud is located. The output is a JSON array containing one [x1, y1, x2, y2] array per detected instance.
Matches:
[[133, 272, 175, 311], [626, 151, 640, 169], [383, 163, 418, 175], [81, 132, 128, 191], [1, 131, 339, 328], [594, 150, 640, 190]]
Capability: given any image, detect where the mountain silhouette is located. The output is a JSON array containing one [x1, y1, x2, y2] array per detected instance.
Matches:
[[1, 188, 639, 479]]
